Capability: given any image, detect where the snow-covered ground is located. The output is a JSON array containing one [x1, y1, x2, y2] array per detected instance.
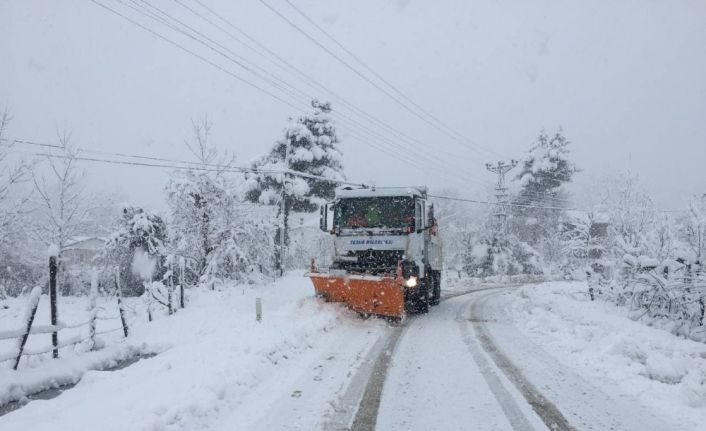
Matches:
[[4, 277, 706, 430], [0, 274, 388, 430], [491, 282, 706, 430]]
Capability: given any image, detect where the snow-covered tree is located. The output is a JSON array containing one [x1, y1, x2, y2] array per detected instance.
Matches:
[[0, 108, 38, 295], [165, 118, 233, 277], [463, 233, 542, 278], [430, 188, 487, 275], [104, 206, 167, 296], [166, 170, 227, 277], [246, 100, 344, 211], [601, 174, 657, 262], [560, 211, 610, 278], [245, 100, 344, 271], [509, 129, 579, 275], [30, 130, 95, 294], [515, 129, 578, 204], [677, 194, 706, 277], [202, 204, 276, 286], [0, 108, 31, 243], [166, 117, 276, 285]]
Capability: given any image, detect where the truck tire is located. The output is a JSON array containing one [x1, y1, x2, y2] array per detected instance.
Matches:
[[430, 271, 441, 306], [417, 277, 430, 314]]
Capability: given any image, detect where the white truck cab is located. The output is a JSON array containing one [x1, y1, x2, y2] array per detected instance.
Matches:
[[319, 186, 443, 310]]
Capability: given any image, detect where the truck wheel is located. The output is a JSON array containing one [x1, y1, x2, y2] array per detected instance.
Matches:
[[418, 278, 430, 314], [431, 271, 441, 306]]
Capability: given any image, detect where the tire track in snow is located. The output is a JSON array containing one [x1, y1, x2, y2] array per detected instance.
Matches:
[[346, 286, 498, 431], [465, 290, 576, 431], [322, 324, 402, 430], [457, 294, 538, 431], [349, 324, 404, 431]]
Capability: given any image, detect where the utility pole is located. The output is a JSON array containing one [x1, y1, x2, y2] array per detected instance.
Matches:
[[485, 160, 518, 235], [278, 140, 291, 276]]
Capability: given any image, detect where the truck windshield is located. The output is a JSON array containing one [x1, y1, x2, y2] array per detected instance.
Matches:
[[336, 197, 414, 229]]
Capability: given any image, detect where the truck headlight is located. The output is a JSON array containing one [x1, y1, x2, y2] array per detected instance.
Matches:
[[405, 276, 418, 288]]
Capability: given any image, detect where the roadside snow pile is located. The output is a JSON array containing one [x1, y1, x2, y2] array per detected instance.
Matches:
[[442, 273, 547, 293], [0, 274, 387, 430], [507, 282, 706, 422], [0, 292, 148, 405], [0, 344, 147, 405]]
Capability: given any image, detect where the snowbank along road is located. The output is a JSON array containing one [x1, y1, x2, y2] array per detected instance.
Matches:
[[1, 277, 703, 430]]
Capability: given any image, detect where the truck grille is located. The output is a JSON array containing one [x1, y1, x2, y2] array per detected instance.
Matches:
[[333, 250, 404, 275]]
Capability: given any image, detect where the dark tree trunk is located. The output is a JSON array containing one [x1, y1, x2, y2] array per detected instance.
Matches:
[[49, 255, 58, 358], [274, 195, 291, 275]]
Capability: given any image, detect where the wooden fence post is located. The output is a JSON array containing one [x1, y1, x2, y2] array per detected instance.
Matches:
[[179, 256, 185, 309], [88, 270, 98, 350], [115, 266, 129, 338], [14, 286, 42, 370], [146, 280, 153, 322], [167, 260, 174, 315], [49, 249, 59, 359]]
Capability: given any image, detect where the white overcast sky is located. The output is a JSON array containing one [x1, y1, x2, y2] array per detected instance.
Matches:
[[1, 0, 705, 210]]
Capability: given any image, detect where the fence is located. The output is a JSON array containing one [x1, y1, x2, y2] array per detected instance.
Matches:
[[2, 255, 189, 370], [0, 257, 130, 370]]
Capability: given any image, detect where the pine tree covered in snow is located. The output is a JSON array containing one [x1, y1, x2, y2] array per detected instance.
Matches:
[[515, 129, 578, 201], [245, 100, 344, 271], [246, 100, 344, 212], [509, 129, 579, 274]]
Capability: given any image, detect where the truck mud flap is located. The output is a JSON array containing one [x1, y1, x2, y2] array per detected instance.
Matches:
[[307, 273, 405, 319]]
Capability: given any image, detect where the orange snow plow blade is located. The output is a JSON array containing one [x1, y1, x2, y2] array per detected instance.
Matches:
[[307, 268, 405, 319]]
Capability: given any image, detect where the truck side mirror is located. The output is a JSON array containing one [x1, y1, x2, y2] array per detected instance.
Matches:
[[415, 201, 423, 233], [426, 204, 435, 228], [319, 204, 328, 232]]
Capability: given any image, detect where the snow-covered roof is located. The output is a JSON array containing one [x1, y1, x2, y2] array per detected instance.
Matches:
[[336, 186, 427, 199], [64, 236, 106, 250]]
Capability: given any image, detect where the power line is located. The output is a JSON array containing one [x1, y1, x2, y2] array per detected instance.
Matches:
[[428, 194, 577, 211], [280, 0, 506, 160], [89, 0, 306, 113], [258, 0, 503, 164], [188, 0, 479, 166], [263, 0, 507, 162], [93, 0, 493, 190], [161, 0, 492, 188], [8, 140, 367, 187], [87, 0, 603, 201], [8, 139, 688, 214], [126, 0, 313, 105]]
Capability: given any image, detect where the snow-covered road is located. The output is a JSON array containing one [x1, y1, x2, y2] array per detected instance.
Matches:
[[2, 279, 704, 430], [376, 290, 546, 431]]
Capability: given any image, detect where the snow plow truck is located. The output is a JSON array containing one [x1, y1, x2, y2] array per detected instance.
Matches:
[[307, 186, 442, 319]]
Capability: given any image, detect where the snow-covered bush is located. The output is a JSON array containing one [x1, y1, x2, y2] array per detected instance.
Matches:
[[103, 206, 167, 296], [202, 208, 277, 285], [462, 232, 542, 278]]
